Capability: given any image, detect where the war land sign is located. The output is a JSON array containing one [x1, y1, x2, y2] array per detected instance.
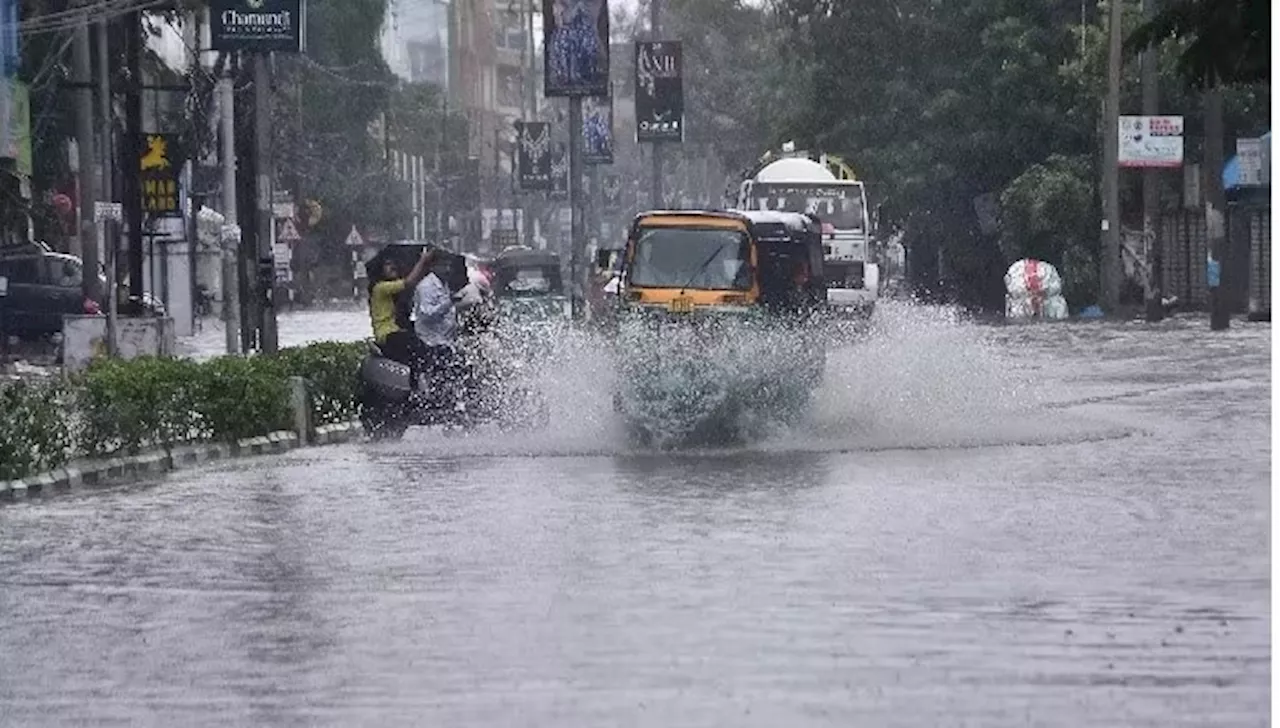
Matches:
[[139, 133, 181, 217]]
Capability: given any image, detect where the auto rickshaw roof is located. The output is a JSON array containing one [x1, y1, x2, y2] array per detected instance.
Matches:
[[632, 209, 819, 236]]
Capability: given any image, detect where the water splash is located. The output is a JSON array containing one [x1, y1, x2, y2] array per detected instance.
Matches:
[[383, 300, 1124, 458]]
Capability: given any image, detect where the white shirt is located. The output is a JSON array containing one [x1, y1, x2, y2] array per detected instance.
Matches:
[[413, 272, 457, 347]]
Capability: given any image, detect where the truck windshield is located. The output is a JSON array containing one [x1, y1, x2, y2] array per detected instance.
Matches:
[[629, 227, 752, 290], [747, 183, 866, 230]]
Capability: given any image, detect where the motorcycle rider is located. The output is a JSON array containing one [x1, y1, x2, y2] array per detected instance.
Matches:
[[412, 252, 466, 406], [369, 247, 434, 386]]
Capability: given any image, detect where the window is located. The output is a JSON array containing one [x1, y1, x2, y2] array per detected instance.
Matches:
[[495, 265, 561, 295], [51, 257, 83, 288], [750, 184, 867, 230], [629, 227, 752, 291]]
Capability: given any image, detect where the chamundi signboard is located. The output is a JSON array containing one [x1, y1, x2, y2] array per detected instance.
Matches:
[[210, 0, 307, 53]]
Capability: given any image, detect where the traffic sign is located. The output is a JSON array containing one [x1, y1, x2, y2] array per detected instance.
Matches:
[[278, 217, 302, 242], [94, 201, 123, 222], [344, 225, 364, 247]]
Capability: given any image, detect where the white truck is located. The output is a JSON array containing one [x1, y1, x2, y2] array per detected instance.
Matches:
[[733, 144, 878, 316]]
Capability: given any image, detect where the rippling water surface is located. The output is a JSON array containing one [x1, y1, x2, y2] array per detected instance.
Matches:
[[0, 302, 1269, 726]]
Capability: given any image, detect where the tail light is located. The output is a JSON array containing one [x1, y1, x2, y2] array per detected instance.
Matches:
[[84, 298, 101, 314]]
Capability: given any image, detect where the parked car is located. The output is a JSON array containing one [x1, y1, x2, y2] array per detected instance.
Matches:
[[0, 251, 98, 340], [0, 249, 165, 341]]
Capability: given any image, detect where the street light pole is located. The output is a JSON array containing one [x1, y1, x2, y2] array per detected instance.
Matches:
[[1141, 0, 1163, 323], [648, 0, 663, 209], [569, 97, 584, 317]]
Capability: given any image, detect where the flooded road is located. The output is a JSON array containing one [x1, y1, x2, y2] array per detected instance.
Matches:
[[0, 303, 1269, 726]]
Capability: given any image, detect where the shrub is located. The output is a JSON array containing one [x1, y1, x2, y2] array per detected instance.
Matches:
[[77, 357, 205, 455], [4, 340, 366, 482], [193, 355, 292, 442], [0, 379, 72, 481], [274, 341, 366, 426]]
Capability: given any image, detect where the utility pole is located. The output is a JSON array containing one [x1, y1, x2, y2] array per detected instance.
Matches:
[[235, 56, 257, 352], [253, 54, 278, 353], [493, 126, 502, 237], [523, 0, 536, 247], [1101, 0, 1123, 312], [648, 0, 663, 210], [122, 10, 145, 307], [568, 97, 584, 317], [72, 18, 99, 304], [1204, 80, 1229, 330], [436, 94, 446, 245], [218, 64, 240, 354], [1141, 0, 1163, 322], [97, 18, 117, 355]]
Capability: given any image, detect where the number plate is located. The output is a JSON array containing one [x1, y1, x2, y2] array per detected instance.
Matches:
[[668, 296, 694, 314]]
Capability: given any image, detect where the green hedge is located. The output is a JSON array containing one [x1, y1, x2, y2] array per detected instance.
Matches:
[[274, 341, 365, 426], [0, 379, 73, 481], [1, 340, 368, 482]]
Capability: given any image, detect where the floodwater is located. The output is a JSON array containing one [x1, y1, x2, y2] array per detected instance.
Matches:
[[0, 302, 1270, 726]]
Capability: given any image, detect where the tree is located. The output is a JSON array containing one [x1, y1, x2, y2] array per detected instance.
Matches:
[[1126, 0, 1269, 328], [269, 0, 470, 294], [1125, 0, 1269, 89]]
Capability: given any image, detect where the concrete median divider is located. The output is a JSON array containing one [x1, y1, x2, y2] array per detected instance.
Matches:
[[1, 372, 368, 500], [1, 341, 372, 501], [0, 423, 368, 500]]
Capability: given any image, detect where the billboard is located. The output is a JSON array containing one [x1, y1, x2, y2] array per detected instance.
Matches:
[[602, 174, 621, 211], [515, 121, 552, 190], [0, 0, 17, 76], [139, 133, 182, 217], [210, 0, 306, 53], [635, 41, 683, 143], [550, 142, 569, 199], [542, 0, 610, 97], [582, 94, 613, 165], [1119, 115, 1184, 168], [0, 78, 30, 177]]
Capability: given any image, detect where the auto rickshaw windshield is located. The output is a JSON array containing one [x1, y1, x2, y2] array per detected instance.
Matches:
[[629, 227, 752, 291], [494, 263, 562, 296]]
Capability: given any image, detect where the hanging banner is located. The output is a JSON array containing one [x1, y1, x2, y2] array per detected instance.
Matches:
[[515, 121, 552, 190], [550, 142, 569, 199], [582, 94, 614, 165], [139, 133, 182, 217], [210, 0, 306, 53], [635, 41, 683, 143], [0, 0, 17, 76], [602, 174, 621, 211], [542, 0, 610, 97], [0, 78, 30, 178]]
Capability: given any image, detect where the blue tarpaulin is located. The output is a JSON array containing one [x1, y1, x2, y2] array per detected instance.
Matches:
[[1223, 131, 1271, 189]]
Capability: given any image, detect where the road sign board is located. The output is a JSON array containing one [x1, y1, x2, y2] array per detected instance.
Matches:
[[344, 225, 364, 247], [94, 201, 123, 222], [1236, 137, 1270, 186], [278, 217, 302, 242], [273, 202, 295, 219]]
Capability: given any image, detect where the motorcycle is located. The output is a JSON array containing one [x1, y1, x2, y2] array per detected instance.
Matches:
[[357, 294, 549, 440]]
